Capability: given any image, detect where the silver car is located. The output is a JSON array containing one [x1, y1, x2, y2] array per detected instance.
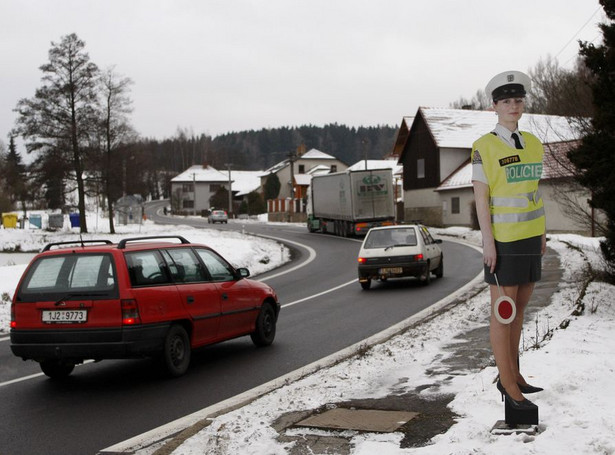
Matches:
[[357, 224, 443, 290], [208, 210, 228, 224]]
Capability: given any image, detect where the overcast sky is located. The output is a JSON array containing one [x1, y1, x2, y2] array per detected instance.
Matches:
[[0, 0, 605, 151]]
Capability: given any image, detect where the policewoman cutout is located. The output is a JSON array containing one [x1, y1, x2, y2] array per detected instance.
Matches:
[[472, 71, 546, 416]]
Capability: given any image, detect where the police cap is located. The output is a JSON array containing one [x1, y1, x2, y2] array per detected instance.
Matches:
[[486, 70, 531, 102]]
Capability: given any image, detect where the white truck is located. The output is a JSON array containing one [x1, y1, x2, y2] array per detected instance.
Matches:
[[306, 168, 396, 236]]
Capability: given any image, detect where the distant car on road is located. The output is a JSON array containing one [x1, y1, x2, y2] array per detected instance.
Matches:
[[208, 210, 228, 224], [10, 235, 280, 378], [357, 224, 443, 290]]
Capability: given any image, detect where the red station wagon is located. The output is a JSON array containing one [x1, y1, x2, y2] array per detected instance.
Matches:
[[10, 236, 280, 378]]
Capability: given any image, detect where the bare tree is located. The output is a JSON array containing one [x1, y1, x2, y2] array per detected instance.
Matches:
[[14, 33, 99, 233], [527, 56, 594, 118], [449, 89, 491, 110], [98, 66, 136, 233]]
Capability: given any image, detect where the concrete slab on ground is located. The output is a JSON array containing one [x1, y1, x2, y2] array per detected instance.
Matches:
[[295, 408, 420, 433]]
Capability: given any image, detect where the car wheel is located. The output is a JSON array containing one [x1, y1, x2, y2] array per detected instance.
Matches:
[[162, 325, 191, 377], [251, 303, 277, 347], [360, 279, 371, 290], [421, 261, 431, 286], [435, 255, 444, 278], [40, 360, 75, 379]]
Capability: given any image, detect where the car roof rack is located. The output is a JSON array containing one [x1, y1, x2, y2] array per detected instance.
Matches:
[[42, 240, 113, 252], [118, 235, 191, 249]]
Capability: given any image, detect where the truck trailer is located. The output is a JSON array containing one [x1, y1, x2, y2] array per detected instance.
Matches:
[[306, 168, 395, 236]]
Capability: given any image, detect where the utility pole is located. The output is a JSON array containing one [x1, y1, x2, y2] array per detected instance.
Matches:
[[362, 138, 369, 170], [192, 172, 197, 216], [225, 163, 233, 217], [287, 150, 297, 222]]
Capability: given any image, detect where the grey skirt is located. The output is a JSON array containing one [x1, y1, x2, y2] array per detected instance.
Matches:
[[484, 235, 542, 286]]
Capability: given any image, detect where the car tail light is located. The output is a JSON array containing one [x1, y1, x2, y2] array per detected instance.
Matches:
[[10, 302, 16, 329], [121, 299, 141, 325], [357, 257, 366, 264], [414, 254, 424, 261]]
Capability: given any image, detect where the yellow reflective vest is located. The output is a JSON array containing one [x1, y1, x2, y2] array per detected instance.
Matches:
[[472, 131, 546, 243]]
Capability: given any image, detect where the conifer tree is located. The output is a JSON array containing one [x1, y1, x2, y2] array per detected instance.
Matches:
[[264, 173, 281, 201], [14, 33, 99, 233], [568, 0, 615, 278], [3, 136, 27, 209]]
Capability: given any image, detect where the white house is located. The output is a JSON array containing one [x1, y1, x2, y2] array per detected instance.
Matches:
[[170, 165, 232, 214], [170, 165, 263, 215], [260, 148, 348, 200]]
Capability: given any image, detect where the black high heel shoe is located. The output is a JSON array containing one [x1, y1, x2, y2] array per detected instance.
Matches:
[[518, 383, 544, 394], [496, 380, 538, 410]]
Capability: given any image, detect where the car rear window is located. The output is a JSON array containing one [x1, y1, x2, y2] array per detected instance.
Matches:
[[16, 253, 118, 302], [364, 228, 418, 248]]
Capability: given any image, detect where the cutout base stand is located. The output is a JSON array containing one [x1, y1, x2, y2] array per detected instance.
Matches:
[[505, 399, 538, 425], [491, 420, 539, 435], [491, 397, 539, 435]]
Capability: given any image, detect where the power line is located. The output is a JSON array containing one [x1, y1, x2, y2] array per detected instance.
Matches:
[[561, 32, 603, 67], [554, 6, 602, 60]]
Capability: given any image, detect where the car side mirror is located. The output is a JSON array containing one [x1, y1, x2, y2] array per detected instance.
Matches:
[[237, 268, 250, 279], [434, 239, 443, 244]]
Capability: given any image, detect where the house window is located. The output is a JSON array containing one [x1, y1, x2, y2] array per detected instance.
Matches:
[[451, 197, 460, 214], [417, 159, 425, 179], [183, 200, 194, 209], [331, 165, 337, 173], [182, 184, 194, 192], [298, 164, 305, 174]]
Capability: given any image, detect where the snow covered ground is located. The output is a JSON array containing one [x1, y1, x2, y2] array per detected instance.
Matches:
[[2, 217, 614, 454], [172, 231, 615, 455]]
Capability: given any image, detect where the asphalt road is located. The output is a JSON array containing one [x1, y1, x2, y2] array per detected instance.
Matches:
[[0, 204, 482, 455]]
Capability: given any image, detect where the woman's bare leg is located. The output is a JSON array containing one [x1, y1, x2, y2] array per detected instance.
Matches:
[[489, 284, 524, 401], [510, 282, 534, 384]]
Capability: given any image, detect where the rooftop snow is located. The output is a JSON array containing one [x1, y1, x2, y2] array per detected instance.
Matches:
[[420, 107, 582, 149], [348, 159, 402, 175], [219, 170, 262, 196], [171, 165, 229, 183], [300, 148, 336, 160]]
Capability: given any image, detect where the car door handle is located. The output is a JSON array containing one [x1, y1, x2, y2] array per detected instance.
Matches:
[[221, 293, 228, 301], [186, 296, 194, 304]]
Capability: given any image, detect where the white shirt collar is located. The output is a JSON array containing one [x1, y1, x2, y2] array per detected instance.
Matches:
[[493, 123, 524, 148]]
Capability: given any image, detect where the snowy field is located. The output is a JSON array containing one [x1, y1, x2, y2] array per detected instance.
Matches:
[[1, 217, 614, 454]]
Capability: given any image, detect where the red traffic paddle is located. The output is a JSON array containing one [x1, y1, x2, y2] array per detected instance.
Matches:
[[493, 273, 516, 324]]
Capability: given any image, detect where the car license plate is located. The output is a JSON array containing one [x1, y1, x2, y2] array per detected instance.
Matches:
[[379, 267, 403, 274], [42, 310, 87, 324]]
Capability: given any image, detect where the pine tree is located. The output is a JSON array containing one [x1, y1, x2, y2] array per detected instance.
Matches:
[[14, 33, 99, 233], [3, 136, 26, 207], [568, 0, 615, 279], [263, 173, 281, 201]]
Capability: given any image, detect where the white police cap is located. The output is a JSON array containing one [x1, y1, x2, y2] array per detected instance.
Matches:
[[485, 70, 531, 102]]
